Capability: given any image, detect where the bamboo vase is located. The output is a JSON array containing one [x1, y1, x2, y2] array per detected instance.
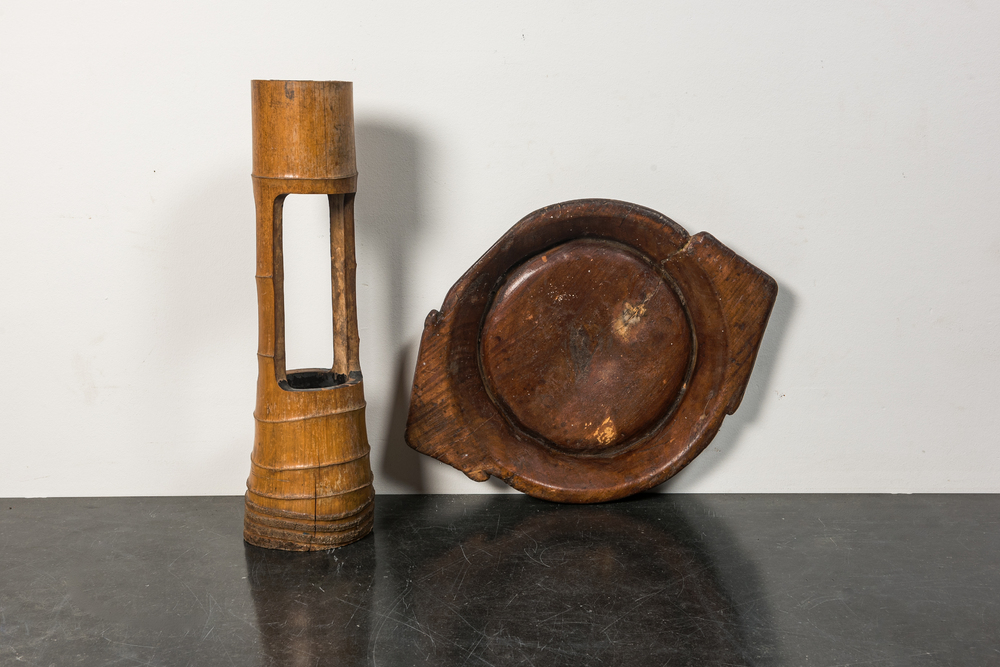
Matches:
[[244, 80, 374, 551]]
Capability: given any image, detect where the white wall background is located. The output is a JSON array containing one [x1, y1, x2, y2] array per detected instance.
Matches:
[[1, 1, 998, 497]]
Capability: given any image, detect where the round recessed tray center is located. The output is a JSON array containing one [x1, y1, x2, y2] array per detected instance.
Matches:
[[480, 238, 693, 454]]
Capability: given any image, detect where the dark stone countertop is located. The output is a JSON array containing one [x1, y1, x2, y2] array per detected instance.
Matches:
[[2, 494, 998, 666]]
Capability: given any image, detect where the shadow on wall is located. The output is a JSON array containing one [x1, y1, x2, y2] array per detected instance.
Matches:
[[661, 280, 796, 490], [354, 120, 428, 493]]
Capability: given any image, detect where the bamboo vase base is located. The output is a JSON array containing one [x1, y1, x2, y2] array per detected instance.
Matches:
[[243, 493, 374, 551]]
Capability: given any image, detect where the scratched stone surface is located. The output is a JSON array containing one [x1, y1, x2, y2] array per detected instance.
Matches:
[[1, 495, 998, 666]]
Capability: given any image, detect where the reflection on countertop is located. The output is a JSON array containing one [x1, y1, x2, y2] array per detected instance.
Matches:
[[245, 495, 771, 665]]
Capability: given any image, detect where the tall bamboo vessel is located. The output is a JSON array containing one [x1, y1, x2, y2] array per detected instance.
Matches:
[[244, 80, 374, 550]]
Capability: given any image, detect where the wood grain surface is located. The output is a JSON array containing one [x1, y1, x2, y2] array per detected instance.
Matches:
[[480, 239, 692, 454], [244, 81, 374, 550], [406, 199, 777, 503]]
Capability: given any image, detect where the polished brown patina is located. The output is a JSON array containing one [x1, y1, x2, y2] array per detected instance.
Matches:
[[406, 199, 777, 503], [481, 239, 693, 455]]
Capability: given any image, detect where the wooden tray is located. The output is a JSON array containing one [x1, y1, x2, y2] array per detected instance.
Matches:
[[405, 199, 777, 503]]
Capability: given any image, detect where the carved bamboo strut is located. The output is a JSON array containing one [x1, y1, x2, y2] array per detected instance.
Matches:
[[244, 80, 374, 550]]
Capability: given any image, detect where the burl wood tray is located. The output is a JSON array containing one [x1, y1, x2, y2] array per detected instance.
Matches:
[[406, 199, 776, 503]]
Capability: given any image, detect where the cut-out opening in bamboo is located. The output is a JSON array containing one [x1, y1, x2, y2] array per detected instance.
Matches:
[[280, 193, 336, 373]]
